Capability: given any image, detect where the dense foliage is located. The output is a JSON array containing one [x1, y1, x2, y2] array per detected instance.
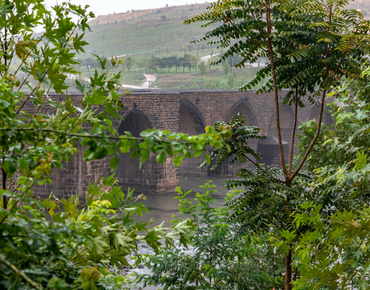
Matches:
[[0, 175, 193, 289], [138, 182, 284, 290], [183, 1, 370, 289], [3, 0, 370, 289], [0, 0, 229, 288]]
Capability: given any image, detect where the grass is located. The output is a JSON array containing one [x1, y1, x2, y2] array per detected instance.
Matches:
[[81, 2, 220, 59], [76, 55, 264, 90], [153, 67, 263, 90]]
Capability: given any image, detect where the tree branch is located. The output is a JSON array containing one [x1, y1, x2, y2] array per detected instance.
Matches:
[[243, 153, 285, 183], [16, 21, 79, 114], [288, 91, 299, 176], [290, 4, 333, 181], [291, 90, 326, 180], [0, 254, 43, 290], [264, 0, 287, 177], [0, 127, 210, 146]]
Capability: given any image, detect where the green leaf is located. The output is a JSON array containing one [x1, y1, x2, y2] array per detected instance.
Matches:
[[193, 149, 203, 157], [174, 155, 183, 167], [8, 162, 17, 174], [183, 149, 191, 159], [19, 158, 28, 171], [94, 148, 108, 159], [156, 151, 167, 164], [91, 125, 102, 135], [140, 148, 149, 163], [204, 153, 211, 165], [110, 156, 119, 171], [120, 141, 130, 153], [110, 250, 130, 267]]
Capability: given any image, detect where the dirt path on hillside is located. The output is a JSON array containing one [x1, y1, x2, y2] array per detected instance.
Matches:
[[141, 74, 156, 88]]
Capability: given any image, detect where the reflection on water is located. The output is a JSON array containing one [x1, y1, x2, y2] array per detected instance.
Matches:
[[133, 175, 242, 227]]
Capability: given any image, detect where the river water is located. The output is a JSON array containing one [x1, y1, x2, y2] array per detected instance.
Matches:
[[126, 174, 240, 290], [133, 175, 240, 227]]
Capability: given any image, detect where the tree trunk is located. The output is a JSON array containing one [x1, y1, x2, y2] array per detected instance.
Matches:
[[2, 167, 7, 209], [285, 250, 292, 290]]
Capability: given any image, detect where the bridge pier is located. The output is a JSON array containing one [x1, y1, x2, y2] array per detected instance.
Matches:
[[30, 90, 333, 200]]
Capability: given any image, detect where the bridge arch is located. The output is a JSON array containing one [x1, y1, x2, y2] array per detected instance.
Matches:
[[179, 99, 207, 175], [116, 109, 158, 193], [263, 104, 295, 165], [225, 98, 255, 125], [118, 108, 154, 136], [208, 98, 257, 177], [308, 103, 334, 127], [269, 104, 295, 142], [179, 99, 205, 135]]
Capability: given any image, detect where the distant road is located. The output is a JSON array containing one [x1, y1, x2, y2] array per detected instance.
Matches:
[[108, 39, 199, 60], [141, 74, 156, 88], [200, 53, 219, 62]]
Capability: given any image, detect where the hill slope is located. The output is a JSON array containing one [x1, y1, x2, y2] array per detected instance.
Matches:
[[82, 3, 215, 59], [82, 0, 369, 59]]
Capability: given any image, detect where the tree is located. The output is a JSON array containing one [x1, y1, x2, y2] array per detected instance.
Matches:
[[223, 59, 230, 75], [197, 60, 207, 76], [164, 56, 176, 72], [157, 57, 166, 72], [181, 54, 191, 73], [138, 183, 283, 289], [123, 56, 135, 71], [82, 57, 97, 72], [185, 0, 370, 288], [148, 55, 158, 72], [189, 55, 200, 72], [287, 68, 370, 289], [160, 15, 167, 22], [138, 57, 150, 71], [0, 0, 229, 287], [226, 72, 235, 88], [174, 56, 181, 73]]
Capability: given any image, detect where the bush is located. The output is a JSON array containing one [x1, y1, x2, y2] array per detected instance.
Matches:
[[205, 81, 216, 89], [137, 182, 283, 289], [0, 174, 193, 289]]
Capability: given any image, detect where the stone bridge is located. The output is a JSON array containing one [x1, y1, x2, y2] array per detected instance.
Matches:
[[36, 89, 333, 199]]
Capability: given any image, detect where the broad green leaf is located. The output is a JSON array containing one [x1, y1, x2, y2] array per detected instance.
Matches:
[[110, 156, 119, 171], [156, 151, 167, 164], [174, 155, 183, 167]]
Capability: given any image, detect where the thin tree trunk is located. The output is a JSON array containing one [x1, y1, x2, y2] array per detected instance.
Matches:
[[265, 0, 287, 177], [2, 167, 7, 209], [288, 91, 299, 176], [285, 250, 292, 290], [265, 1, 291, 288]]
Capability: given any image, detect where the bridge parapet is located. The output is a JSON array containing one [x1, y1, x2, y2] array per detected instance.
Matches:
[[22, 90, 333, 199]]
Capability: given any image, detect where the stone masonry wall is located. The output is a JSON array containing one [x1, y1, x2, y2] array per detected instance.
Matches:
[[14, 89, 333, 200]]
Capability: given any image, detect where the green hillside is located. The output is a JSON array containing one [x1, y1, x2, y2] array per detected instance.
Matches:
[[75, 0, 368, 90], [76, 2, 254, 90], [82, 3, 217, 59], [82, 0, 369, 59]]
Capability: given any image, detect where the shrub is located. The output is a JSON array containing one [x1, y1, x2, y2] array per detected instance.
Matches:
[[137, 182, 283, 289]]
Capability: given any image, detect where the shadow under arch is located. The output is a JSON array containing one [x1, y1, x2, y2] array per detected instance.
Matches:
[[269, 104, 295, 142], [263, 104, 295, 166], [118, 108, 154, 137], [179, 99, 207, 176], [308, 103, 334, 127], [179, 99, 205, 134], [210, 98, 257, 177], [116, 109, 158, 193], [225, 98, 255, 126]]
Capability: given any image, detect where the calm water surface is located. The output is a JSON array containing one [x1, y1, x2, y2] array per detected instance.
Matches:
[[133, 175, 241, 227]]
